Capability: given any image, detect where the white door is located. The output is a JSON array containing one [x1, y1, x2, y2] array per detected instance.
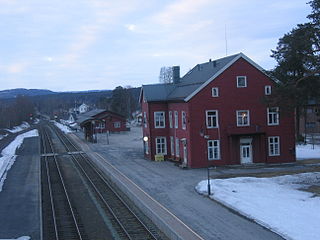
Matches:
[[240, 143, 252, 164]]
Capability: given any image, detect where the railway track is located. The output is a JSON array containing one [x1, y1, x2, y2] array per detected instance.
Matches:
[[40, 122, 165, 240], [40, 126, 85, 240]]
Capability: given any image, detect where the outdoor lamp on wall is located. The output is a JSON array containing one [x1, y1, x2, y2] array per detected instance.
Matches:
[[143, 136, 148, 142]]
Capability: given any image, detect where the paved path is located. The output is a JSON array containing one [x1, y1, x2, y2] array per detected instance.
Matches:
[[0, 137, 40, 240], [72, 128, 284, 240]]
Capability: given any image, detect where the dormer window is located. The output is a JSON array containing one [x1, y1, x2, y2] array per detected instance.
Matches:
[[237, 76, 247, 88], [265, 85, 272, 95], [212, 87, 219, 97]]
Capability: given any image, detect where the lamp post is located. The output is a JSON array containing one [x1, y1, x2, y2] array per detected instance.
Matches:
[[200, 127, 211, 196], [207, 167, 211, 196]]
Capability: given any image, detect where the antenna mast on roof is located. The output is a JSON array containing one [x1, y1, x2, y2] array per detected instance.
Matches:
[[225, 24, 228, 56]]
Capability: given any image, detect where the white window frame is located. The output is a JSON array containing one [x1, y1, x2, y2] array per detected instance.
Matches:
[[170, 136, 174, 156], [114, 121, 121, 128], [143, 112, 147, 128], [174, 111, 178, 129], [206, 110, 218, 128], [182, 111, 186, 130], [155, 137, 167, 155], [265, 85, 271, 95], [175, 138, 180, 157], [267, 107, 279, 126], [144, 139, 149, 154], [236, 110, 250, 126], [268, 136, 280, 156], [154, 111, 165, 128], [207, 140, 220, 160], [237, 76, 247, 88], [169, 111, 173, 128], [212, 87, 219, 97]]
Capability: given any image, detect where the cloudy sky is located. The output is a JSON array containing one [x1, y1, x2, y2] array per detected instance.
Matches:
[[0, 0, 311, 92]]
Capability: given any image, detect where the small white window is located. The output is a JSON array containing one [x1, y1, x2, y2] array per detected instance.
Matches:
[[268, 136, 280, 156], [175, 138, 180, 157], [174, 111, 178, 129], [212, 87, 219, 97], [143, 112, 147, 128], [144, 139, 149, 154], [237, 76, 247, 88], [154, 111, 165, 128], [114, 122, 121, 128], [265, 85, 271, 95], [182, 111, 186, 130], [208, 140, 220, 160], [170, 136, 174, 156], [156, 137, 167, 155], [169, 111, 173, 128], [206, 110, 218, 128], [267, 107, 279, 125], [237, 110, 250, 126]]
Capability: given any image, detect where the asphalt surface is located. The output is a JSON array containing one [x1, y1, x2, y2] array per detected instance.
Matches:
[[72, 128, 285, 240], [0, 136, 40, 240]]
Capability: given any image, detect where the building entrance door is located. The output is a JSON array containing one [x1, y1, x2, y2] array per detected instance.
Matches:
[[240, 138, 253, 164]]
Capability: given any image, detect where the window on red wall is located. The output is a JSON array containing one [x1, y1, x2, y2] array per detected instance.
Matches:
[[114, 122, 121, 128], [154, 111, 165, 128], [182, 111, 186, 130], [156, 137, 167, 155], [169, 111, 173, 128], [143, 112, 147, 128], [174, 111, 178, 129], [206, 110, 218, 128]]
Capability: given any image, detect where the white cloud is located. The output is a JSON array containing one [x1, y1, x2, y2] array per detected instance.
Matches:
[[0, 62, 29, 74], [125, 24, 137, 31], [153, 0, 212, 25]]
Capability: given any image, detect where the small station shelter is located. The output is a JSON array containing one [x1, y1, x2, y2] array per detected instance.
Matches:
[[77, 109, 127, 142]]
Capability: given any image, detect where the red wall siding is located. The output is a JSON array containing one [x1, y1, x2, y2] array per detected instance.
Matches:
[[188, 58, 295, 168], [142, 57, 295, 168]]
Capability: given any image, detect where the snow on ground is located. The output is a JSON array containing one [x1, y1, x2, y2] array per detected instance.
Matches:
[[33, 118, 40, 124], [5, 122, 30, 133], [0, 129, 39, 192], [296, 144, 320, 159], [53, 121, 72, 134], [196, 172, 320, 240], [0, 134, 8, 140]]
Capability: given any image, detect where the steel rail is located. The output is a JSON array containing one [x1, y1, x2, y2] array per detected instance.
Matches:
[[41, 125, 83, 240], [40, 127, 59, 240], [51, 123, 159, 240]]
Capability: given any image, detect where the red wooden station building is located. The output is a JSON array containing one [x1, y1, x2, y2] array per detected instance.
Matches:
[[77, 109, 127, 142], [140, 53, 296, 168]]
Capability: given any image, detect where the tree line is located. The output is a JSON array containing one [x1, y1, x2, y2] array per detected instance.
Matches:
[[0, 86, 140, 129], [0, 96, 35, 129]]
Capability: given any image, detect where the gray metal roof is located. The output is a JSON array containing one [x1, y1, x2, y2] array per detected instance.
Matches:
[[76, 109, 105, 124], [142, 53, 241, 102], [142, 83, 175, 102]]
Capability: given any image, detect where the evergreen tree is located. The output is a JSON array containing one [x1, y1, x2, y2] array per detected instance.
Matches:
[[110, 86, 135, 119], [270, 0, 320, 138]]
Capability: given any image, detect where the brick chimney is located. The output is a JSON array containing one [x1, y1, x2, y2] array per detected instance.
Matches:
[[172, 66, 180, 84]]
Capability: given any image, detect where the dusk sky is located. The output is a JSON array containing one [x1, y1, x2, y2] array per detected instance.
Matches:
[[0, 0, 311, 92]]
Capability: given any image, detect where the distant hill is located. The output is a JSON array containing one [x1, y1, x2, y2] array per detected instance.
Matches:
[[0, 88, 55, 99]]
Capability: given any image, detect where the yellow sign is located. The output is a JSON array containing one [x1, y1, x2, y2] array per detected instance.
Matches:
[[154, 155, 164, 161]]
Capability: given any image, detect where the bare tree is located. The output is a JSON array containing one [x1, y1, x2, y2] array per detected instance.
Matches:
[[159, 66, 173, 83]]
